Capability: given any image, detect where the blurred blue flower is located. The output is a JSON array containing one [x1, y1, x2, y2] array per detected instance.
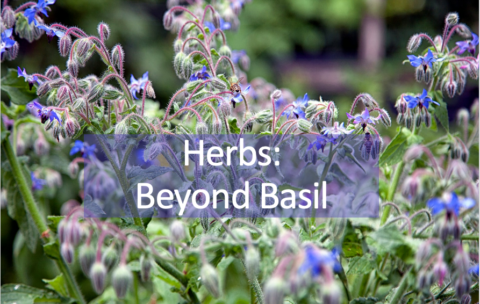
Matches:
[[204, 18, 231, 32], [298, 246, 341, 278], [457, 33, 479, 55], [231, 85, 250, 106], [189, 66, 211, 81], [28, 99, 61, 124], [307, 135, 337, 152], [31, 172, 46, 191], [18, 67, 40, 90], [322, 122, 353, 139], [1, 28, 15, 56], [346, 109, 376, 126], [282, 93, 308, 119], [129, 71, 149, 99], [231, 50, 246, 64], [24, 0, 56, 25], [70, 140, 96, 158], [35, 23, 64, 42], [427, 192, 475, 216], [407, 49, 437, 68], [404, 89, 439, 110], [469, 264, 479, 278]]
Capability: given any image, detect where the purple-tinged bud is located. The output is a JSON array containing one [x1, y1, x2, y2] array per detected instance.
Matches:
[[415, 66, 424, 82], [414, 113, 422, 128], [219, 100, 232, 118], [140, 255, 152, 282], [219, 45, 232, 58], [213, 11, 221, 30], [424, 68, 432, 83], [58, 219, 67, 244], [2, 7, 16, 28], [67, 220, 83, 246], [322, 281, 341, 304], [446, 13, 459, 26], [58, 35, 72, 57], [457, 75, 466, 94], [97, 22, 110, 40], [271, 89, 282, 100], [275, 231, 298, 257], [212, 120, 222, 134], [454, 250, 470, 273], [196, 122, 208, 134], [87, 83, 105, 102], [446, 81, 457, 98], [61, 242, 74, 263], [264, 277, 285, 304], [37, 82, 50, 97], [60, 199, 80, 216], [112, 265, 133, 298], [424, 112, 432, 128], [467, 62, 478, 79], [73, 97, 86, 111], [378, 109, 391, 127], [173, 39, 183, 53], [245, 247, 260, 281], [67, 59, 79, 78], [65, 117, 79, 138], [34, 137, 50, 156], [146, 82, 155, 99], [45, 66, 60, 79], [200, 264, 220, 298], [456, 24, 471, 38], [170, 220, 185, 240], [417, 270, 429, 289], [407, 34, 422, 53], [102, 246, 118, 270], [461, 294, 471, 304], [163, 11, 173, 30], [359, 93, 378, 109], [79, 244, 96, 276], [243, 111, 254, 132], [111, 44, 124, 70], [401, 176, 418, 198], [457, 109, 469, 125], [90, 262, 107, 293], [181, 56, 193, 80], [404, 144, 423, 162], [174, 52, 186, 78], [5, 41, 19, 60], [397, 113, 405, 124], [56, 85, 69, 101], [433, 260, 448, 285], [455, 275, 470, 297], [76, 38, 92, 57], [434, 35, 443, 50]]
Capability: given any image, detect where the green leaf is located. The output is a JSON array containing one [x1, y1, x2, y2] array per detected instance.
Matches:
[[1, 284, 74, 304], [227, 117, 240, 134], [126, 165, 174, 192], [102, 89, 123, 100], [210, 48, 219, 56], [366, 225, 420, 261], [43, 242, 61, 260], [14, 116, 42, 129], [217, 74, 230, 86], [217, 256, 236, 271], [2, 166, 39, 252], [379, 127, 423, 167], [47, 216, 65, 234], [434, 101, 449, 132], [349, 297, 379, 304], [346, 255, 376, 275], [43, 274, 68, 297], [1, 69, 38, 105], [277, 183, 303, 192], [328, 162, 354, 185]]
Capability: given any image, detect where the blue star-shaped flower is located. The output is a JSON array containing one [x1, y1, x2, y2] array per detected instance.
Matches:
[[70, 140, 96, 158], [404, 89, 439, 110], [35, 22, 64, 42], [1, 28, 15, 56], [204, 18, 231, 32], [307, 135, 337, 152], [457, 33, 479, 56], [231, 85, 250, 106], [427, 192, 475, 216], [27, 99, 62, 124], [346, 109, 376, 126], [129, 71, 149, 99], [31, 172, 46, 191], [322, 122, 353, 139], [407, 49, 437, 68], [282, 93, 309, 119], [18, 67, 41, 90], [189, 66, 211, 81], [298, 246, 341, 278], [24, 0, 56, 25]]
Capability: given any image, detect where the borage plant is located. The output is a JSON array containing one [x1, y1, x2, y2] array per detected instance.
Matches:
[[1, 1, 479, 303]]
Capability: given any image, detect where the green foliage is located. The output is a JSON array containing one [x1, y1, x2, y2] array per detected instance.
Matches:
[[1, 284, 74, 304], [379, 127, 423, 167], [1, 69, 37, 105]]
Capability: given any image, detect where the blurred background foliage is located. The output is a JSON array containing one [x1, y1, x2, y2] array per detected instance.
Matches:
[[1, 0, 479, 295]]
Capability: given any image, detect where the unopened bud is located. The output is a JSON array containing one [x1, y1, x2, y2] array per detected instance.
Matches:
[[455, 275, 470, 297], [65, 117, 79, 138], [87, 83, 105, 102], [56, 85, 69, 101], [61, 242, 74, 263], [271, 89, 282, 100], [255, 110, 273, 124], [76, 38, 92, 57], [415, 66, 424, 82], [397, 113, 405, 124], [146, 82, 155, 98], [115, 121, 128, 135], [211, 78, 228, 90], [58, 35, 72, 57], [45, 66, 59, 79], [79, 245, 96, 277], [68, 161, 79, 178], [112, 265, 133, 298], [414, 113, 422, 128], [36, 82, 50, 97], [322, 281, 342, 304], [196, 122, 208, 134], [407, 34, 422, 52], [461, 294, 472, 304], [296, 119, 312, 133], [173, 39, 183, 53], [90, 262, 107, 293], [174, 52, 186, 78], [111, 44, 124, 70], [163, 11, 173, 30], [181, 56, 193, 80], [446, 81, 457, 98], [446, 13, 459, 26], [243, 111, 254, 132], [404, 145, 423, 162], [212, 120, 222, 133], [212, 11, 222, 30], [97, 22, 110, 40], [140, 255, 152, 282], [2, 7, 15, 28], [379, 109, 391, 127], [219, 45, 232, 58], [102, 246, 118, 270], [219, 100, 231, 117], [34, 138, 50, 155], [170, 220, 185, 240], [5, 41, 18, 60], [424, 112, 432, 128], [73, 97, 86, 111], [456, 24, 471, 38], [264, 277, 285, 304], [200, 264, 220, 298]]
